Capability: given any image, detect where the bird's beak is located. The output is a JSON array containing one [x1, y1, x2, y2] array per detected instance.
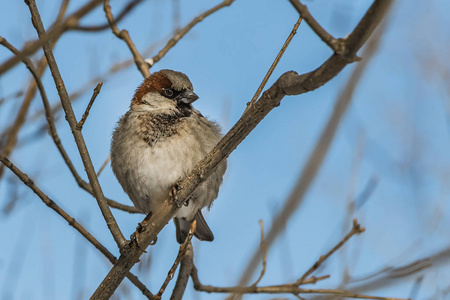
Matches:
[[177, 90, 199, 104]]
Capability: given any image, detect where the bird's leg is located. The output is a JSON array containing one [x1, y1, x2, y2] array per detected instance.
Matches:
[[130, 212, 157, 251], [171, 183, 180, 207]]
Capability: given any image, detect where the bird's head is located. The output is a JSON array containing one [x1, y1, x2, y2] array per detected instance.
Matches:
[[130, 69, 199, 112]]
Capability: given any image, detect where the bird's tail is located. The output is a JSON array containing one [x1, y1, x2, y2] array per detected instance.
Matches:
[[174, 210, 214, 244]]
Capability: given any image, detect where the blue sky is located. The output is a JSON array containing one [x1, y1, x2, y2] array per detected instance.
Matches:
[[1, 0, 450, 299]]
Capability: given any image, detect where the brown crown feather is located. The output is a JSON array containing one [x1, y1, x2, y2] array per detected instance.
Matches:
[[131, 71, 172, 105]]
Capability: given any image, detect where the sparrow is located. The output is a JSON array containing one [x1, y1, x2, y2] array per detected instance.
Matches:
[[110, 69, 227, 243]]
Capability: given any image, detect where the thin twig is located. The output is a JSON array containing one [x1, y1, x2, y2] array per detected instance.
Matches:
[[245, 16, 302, 111], [103, 0, 149, 77], [299, 275, 330, 285], [77, 82, 103, 130], [190, 265, 407, 300], [296, 219, 365, 285], [147, 0, 235, 67], [26, 0, 127, 249], [288, 0, 344, 54], [251, 220, 267, 287], [74, 0, 143, 32], [170, 243, 194, 300], [97, 154, 111, 177], [154, 221, 197, 300], [0, 153, 153, 299]]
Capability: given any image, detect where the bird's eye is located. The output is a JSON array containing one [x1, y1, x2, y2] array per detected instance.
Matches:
[[163, 88, 174, 98]]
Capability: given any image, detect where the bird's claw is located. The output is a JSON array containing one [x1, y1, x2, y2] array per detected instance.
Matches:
[[171, 184, 180, 207]]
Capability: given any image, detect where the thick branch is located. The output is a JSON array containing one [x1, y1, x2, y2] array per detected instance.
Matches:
[[26, 0, 127, 248]]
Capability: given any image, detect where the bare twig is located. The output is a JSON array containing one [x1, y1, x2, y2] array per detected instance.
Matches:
[[252, 220, 267, 287], [77, 82, 103, 130], [288, 0, 344, 54], [154, 221, 197, 300], [103, 0, 150, 77], [26, 0, 127, 249], [296, 219, 365, 285], [0, 153, 153, 298], [354, 175, 379, 209], [74, 0, 143, 32], [91, 1, 392, 298], [300, 275, 330, 285], [190, 265, 407, 300], [97, 154, 111, 177], [170, 243, 194, 300], [147, 0, 235, 67], [245, 16, 303, 110]]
